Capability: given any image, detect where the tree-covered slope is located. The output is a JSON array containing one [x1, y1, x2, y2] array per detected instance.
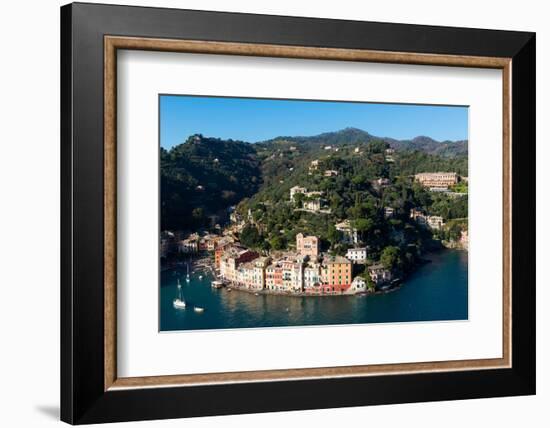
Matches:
[[161, 128, 468, 232], [160, 134, 261, 230]]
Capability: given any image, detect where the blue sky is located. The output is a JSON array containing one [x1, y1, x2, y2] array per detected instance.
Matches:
[[160, 95, 468, 149]]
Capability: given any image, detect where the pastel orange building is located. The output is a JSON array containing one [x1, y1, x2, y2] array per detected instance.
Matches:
[[321, 255, 352, 293]]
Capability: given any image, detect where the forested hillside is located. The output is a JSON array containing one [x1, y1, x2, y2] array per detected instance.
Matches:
[[160, 134, 261, 230], [161, 128, 468, 236], [236, 136, 467, 266]]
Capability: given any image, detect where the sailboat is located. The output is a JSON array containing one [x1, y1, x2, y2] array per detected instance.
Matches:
[[185, 262, 190, 283], [173, 279, 186, 309]]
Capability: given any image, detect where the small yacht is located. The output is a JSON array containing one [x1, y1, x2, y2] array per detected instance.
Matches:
[[211, 280, 223, 289], [194, 306, 205, 313], [173, 299, 186, 309], [198, 274, 203, 280], [173, 279, 186, 309]]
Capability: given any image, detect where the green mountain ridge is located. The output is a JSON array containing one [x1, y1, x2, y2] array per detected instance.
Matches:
[[161, 128, 468, 231], [259, 127, 468, 157]]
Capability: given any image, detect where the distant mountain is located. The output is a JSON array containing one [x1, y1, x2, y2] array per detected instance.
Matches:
[[384, 135, 468, 157], [260, 127, 467, 158], [259, 127, 376, 150]]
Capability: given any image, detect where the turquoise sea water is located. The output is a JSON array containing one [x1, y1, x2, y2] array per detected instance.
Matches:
[[159, 249, 468, 332]]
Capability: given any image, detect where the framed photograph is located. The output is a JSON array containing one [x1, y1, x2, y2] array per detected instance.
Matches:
[[61, 2, 535, 424]]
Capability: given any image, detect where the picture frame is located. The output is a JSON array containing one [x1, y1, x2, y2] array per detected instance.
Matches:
[[61, 2, 535, 424]]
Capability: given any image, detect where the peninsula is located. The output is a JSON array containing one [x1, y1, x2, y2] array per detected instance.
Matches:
[[160, 128, 468, 296]]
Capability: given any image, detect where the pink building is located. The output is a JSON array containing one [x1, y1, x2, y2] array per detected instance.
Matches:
[[296, 233, 319, 257]]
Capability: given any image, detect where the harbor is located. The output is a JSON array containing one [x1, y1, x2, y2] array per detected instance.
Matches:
[[160, 249, 468, 331]]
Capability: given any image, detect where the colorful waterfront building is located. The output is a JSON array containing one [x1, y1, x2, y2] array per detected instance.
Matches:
[[320, 254, 352, 293], [219, 246, 259, 283], [367, 264, 393, 285], [281, 256, 305, 293], [197, 233, 218, 251], [265, 253, 306, 293], [296, 233, 319, 258], [214, 237, 235, 269], [303, 262, 322, 293], [349, 276, 368, 294], [265, 263, 284, 291], [236, 256, 271, 290]]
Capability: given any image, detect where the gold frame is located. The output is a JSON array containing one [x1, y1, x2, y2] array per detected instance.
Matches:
[[104, 36, 512, 391]]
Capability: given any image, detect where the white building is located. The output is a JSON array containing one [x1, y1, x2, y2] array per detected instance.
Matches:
[[349, 276, 367, 293], [345, 247, 368, 263], [410, 209, 445, 230], [309, 159, 320, 171], [427, 216, 445, 230], [303, 263, 322, 291], [375, 177, 390, 186]]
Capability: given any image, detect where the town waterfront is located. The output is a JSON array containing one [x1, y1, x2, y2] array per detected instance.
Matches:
[[160, 249, 467, 331]]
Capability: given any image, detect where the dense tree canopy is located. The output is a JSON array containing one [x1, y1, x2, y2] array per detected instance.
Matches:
[[161, 128, 468, 269]]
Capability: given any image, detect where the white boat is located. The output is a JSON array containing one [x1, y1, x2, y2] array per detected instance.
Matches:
[[173, 299, 186, 309], [198, 275, 203, 280], [173, 279, 186, 309], [211, 280, 223, 289], [194, 306, 205, 313]]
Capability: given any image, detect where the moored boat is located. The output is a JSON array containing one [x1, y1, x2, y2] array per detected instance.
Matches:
[[173, 299, 186, 309], [173, 279, 186, 309]]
